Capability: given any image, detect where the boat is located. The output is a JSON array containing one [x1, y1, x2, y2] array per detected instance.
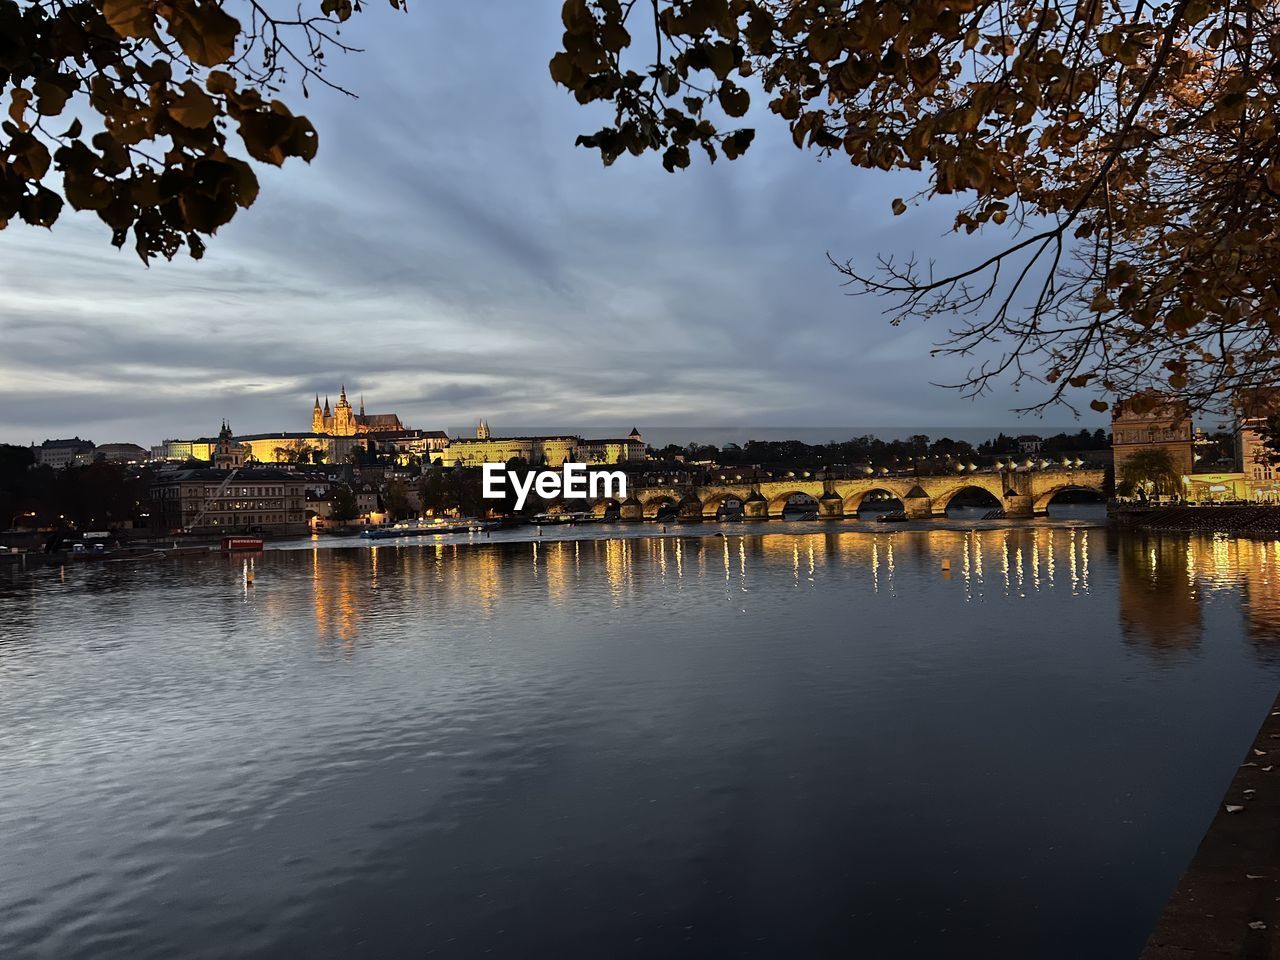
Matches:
[[530, 512, 598, 526], [222, 536, 265, 551], [876, 512, 909, 523], [360, 518, 498, 539]]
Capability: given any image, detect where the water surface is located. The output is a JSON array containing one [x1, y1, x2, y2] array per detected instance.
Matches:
[[3, 524, 1278, 958]]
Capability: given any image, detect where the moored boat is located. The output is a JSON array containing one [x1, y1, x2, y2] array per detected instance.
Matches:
[[222, 536, 265, 551], [531, 512, 598, 526], [876, 512, 909, 523], [360, 518, 498, 539]]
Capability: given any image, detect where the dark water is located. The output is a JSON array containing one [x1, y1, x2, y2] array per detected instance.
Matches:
[[3, 523, 1280, 959]]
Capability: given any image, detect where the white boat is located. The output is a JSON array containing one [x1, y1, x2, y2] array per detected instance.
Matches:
[[361, 518, 497, 539]]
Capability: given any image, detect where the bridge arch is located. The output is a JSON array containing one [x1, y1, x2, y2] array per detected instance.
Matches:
[[700, 490, 748, 519], [932, 482, 1004, 516], [642, 494, 679, 520], [591, 498, 622, 519], [767, 489, 820, 517], [1034, 483, 1105, 515], [844, 487, 905, 514]]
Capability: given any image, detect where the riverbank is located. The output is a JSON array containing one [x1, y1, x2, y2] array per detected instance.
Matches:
[[1141, 692, 1280, 959], [1112, 505, 1280, 538]]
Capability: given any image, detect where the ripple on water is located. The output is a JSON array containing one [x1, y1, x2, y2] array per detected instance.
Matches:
[[2, 528, 1280, 959]]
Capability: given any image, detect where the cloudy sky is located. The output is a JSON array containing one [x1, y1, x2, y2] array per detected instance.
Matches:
[[0, 2, 1106, 447]]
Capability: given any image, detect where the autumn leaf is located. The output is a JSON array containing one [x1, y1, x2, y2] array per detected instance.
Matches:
[[102, 0, 156, 39], [165, 0, 241, 68], [169, 81, 219, 129]]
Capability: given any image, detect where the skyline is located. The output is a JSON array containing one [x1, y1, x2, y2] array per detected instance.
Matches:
[[0, 2, 1108, 447]]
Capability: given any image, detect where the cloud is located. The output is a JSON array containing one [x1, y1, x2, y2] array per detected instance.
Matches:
[[0, 2, 1102, 447]]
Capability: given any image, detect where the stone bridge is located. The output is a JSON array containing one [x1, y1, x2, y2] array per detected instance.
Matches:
[[565, 468, 1106, 521]]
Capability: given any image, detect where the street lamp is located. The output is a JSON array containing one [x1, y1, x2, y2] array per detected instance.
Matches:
[[11, 510, 35, 529]]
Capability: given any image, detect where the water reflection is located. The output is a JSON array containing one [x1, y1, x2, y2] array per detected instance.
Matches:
[[8, 525, 1280, 960], [282, 526, 1280, 668], [1114, 532, 1280, 660]]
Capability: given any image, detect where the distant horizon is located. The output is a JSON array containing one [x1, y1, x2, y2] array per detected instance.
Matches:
[[14, 423, 1123, 452]]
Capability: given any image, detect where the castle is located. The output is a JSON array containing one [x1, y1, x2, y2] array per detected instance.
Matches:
[[312, 386, 405, 437]]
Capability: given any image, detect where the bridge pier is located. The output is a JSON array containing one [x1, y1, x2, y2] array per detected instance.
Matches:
[[678, 497, 703, 522], [1003, 494, 1037, 519], [619, 498, 643, 522], [743, 492, 769, 521], [904, 494, 934, 520], [818, 491, 844, 519]]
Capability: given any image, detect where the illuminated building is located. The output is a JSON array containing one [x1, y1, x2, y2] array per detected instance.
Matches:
[[440, 423, 645, 467], [1111, 390, 1195, 477], [32, 437, 96, 469], [311, 385, 405, 437], [1234, 388, 1280, 500]]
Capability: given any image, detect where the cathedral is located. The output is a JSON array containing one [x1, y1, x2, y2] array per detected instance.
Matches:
[[312, 386, 405, 437]]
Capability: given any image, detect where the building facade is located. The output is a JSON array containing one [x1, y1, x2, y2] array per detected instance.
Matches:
[[33, 437, 96, 469], [577, 428, 646, 464], [1229, 389, 1280, 500], [439, 424, 645, 467], [95, 443, 149, 464], [440, 425, 579, 468], [151, 466, 310, 533], [1111, 391, 1195, 478]]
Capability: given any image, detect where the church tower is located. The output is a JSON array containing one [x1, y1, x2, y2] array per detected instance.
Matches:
[[312, 395, 324, 433], [477, 419, 491, 440], [213, 421, 244, 470], [334, 384, 356, 436]]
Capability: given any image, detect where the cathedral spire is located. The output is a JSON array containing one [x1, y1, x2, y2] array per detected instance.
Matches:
[[360, 394, 365, 417]]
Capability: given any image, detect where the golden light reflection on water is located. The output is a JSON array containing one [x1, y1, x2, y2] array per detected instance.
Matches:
[[294, 526, 1280, 661]]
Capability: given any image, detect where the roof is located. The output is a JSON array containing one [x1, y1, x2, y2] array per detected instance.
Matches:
[[154, 467, 310, 483], [450, 435, 580, 443], [39, 437, 94, 449], [368, 429, 448, 441], [234, 432, 327, 442], [581, 438, 645, 445], [97, 442, 147, 453]]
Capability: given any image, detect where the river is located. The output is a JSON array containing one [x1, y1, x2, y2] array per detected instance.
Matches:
[[3, 515, 1278, 958]]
